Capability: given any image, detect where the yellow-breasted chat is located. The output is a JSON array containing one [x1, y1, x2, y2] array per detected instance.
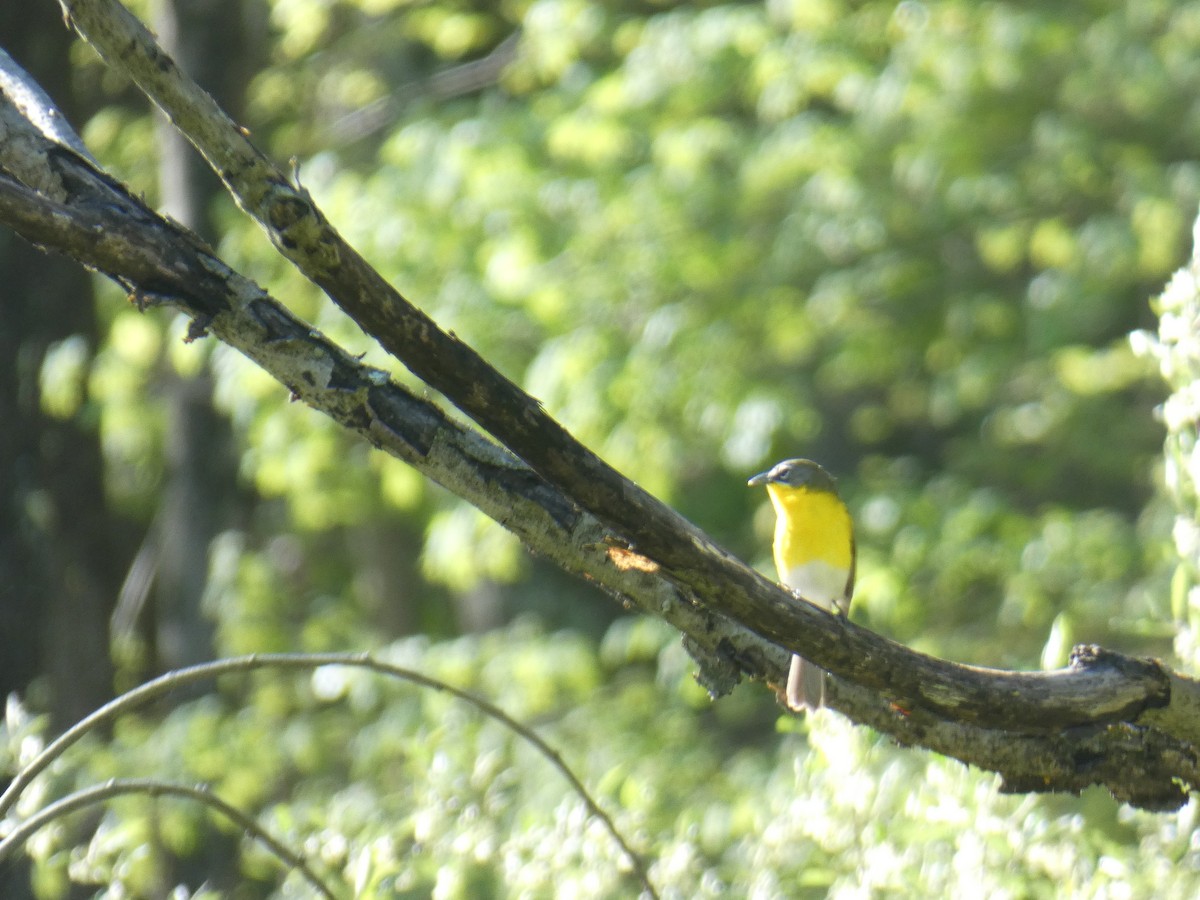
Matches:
[[748, 458, 855, 711]]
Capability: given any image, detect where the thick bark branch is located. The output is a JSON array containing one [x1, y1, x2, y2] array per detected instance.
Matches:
[[0, 89, 772, 705], [3, 5, 1198, 810], [834, 668, 1199, 812], [53, 0, 765, 618], [0, 46, 95, 162]]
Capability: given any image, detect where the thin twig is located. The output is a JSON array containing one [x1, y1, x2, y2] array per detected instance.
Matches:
[[329, 30, 522, 144], [0, 779, 339, 899], [0, 653, 659, 898]]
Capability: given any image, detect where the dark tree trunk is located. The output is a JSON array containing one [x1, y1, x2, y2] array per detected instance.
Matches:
[[143, 0, 251, 673], [0, 0, 120, 732]]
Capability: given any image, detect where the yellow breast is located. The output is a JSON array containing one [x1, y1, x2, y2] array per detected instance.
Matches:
[[767, 484, 854, 607]]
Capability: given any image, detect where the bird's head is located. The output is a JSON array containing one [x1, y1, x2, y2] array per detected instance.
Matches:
[[747, 458, 838, 494]]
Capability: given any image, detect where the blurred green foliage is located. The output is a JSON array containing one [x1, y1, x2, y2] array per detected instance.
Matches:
[[7, 624, 1200, 897], [1140, 205, 1200, 670], [14, 0, 1200, 894]]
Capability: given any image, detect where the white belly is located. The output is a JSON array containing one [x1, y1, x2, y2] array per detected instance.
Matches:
[[780, 560, 849, 612]]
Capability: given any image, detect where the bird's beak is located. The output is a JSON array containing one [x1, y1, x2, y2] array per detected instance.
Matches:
[[747, 471, 771, 487]]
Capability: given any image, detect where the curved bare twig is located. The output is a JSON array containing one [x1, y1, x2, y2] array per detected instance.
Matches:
[[0, 653, 659, 898], [0, 779, 338, 899]]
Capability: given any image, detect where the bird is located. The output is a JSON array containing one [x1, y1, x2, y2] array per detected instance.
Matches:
[[748, 458, 855, 712]]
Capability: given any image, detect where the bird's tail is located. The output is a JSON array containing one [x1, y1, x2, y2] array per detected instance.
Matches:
[[786, 654, 826, 712]]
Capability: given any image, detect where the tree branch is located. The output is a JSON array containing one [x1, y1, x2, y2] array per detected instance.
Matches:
[[0, 45, 95, 162], [53, 0, 773, 618], [0, 80, 770, 704]]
